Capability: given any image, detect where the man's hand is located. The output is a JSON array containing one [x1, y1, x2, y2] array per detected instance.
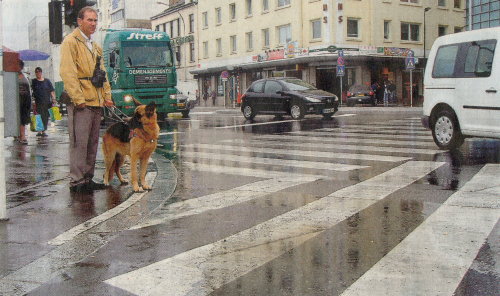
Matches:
[[75, 103, 86, 109], [104, 100, 114, 107]]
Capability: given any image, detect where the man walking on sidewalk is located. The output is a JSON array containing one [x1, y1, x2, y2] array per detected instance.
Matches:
[[60, 6, 114, 194]]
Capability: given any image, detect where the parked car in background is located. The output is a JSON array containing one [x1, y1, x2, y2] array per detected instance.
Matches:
[[422, 27, 500, 150], [241, 78, 339, 120], [346, 84, 376, 106]]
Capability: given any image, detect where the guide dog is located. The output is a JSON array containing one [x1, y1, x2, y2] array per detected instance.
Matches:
[[102, 101, 160, 192]]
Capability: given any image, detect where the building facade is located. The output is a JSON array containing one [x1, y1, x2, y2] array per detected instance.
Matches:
[[151, 0, 198, 97], [466, 0, 500, 30], [191, 0, 466, 107]]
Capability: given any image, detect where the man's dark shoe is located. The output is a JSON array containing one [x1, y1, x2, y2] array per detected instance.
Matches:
[[87, 180, 108, 190], [70, 183, 93, 193]]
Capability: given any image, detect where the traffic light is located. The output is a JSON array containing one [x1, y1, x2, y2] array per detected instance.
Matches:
[[48, 1, 63, 44], [64, 0, 96, 27]]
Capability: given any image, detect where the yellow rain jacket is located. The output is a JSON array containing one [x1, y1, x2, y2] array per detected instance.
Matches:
[[60, 28, 112, 107]]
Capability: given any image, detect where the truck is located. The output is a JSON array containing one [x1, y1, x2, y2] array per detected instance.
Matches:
[[102, 29, 193, 119]]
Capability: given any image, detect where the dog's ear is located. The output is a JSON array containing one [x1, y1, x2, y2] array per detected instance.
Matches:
[[129, 110, 143, 130], [146, 101, 156, 113], [132, 97, 142, 107]]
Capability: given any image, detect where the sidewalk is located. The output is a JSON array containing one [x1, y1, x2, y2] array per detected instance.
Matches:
[[0, 119, 177, 295]]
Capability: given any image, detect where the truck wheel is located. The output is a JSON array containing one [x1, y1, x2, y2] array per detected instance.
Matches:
[[432, 109, 464, 150], [290, 102, 305, 119], [242, 104, 256, 120], [181, 110, 190, 118]]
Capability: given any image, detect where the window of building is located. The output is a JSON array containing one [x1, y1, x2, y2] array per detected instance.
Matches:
[[438, 0, 446, 7], [189, 42, 195, 62], [277, 24, 291, 45], [230, 3, 236, 20], [401, 22, 420, 41], [263, 0, 269, 12], [438, 25, 447, 36], [176, 46, 181, 66], [384, 20, 391, 40], [216, 38, 222, 56], [111, 9, 124, 22], [189, 14, 194, 33], [347, 18, 359, 38], [246, 32, 253, 50], [230, 35, 237, 53], [311, 19, 321, 39], [454, 26, 462, 33], [246, 0, 253, 16], [454, 0, 460, 9], [262, 28, 270, 47], [155, 25, 160, 31], [202, 12, 208, 28], [215, 8, 221, 24], [400, 0, 419, 3], [203, 41, 208, 58], [278, 0, 291, 7], [176, 19, 180, 37]]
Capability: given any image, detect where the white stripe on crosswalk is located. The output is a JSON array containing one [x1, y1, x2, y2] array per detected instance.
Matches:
[[341, 164, 500, 296], [289, 130, 432, 141], [183, 162, 327, 180], [183, 144, 412, 163], [181, 151, 369, 171], [131, 177, 321, 230], [319, 127, 431, 136], [105, 161, 443, 296]]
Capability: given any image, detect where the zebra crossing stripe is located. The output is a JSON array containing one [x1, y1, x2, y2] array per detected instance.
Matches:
[[341, 164, 500, 296], [183, 162, 327, 180], [183, 144, 412, 163], [181, 151, 369, 171], [289, 130, 432, 141], [130, 177, 321, 230], [105, 161, 443, 296], [319, 127, 431, 136]]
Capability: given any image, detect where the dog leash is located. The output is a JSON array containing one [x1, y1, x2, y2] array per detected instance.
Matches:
[[104, 105, 128, 123]]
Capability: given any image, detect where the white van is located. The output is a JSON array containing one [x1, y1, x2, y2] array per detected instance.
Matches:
[[422, 27, 500, 150]]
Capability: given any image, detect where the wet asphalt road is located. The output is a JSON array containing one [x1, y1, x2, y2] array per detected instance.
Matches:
[[1, 106, 499, 296]]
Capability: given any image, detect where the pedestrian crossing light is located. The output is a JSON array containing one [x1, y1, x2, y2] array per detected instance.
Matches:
[[64, 0, 96, 27]]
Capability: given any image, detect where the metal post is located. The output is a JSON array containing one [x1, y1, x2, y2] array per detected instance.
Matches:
[[0, 0, 7, 220], [410, 69, 413, 107], [340, 76, 343, 107], [423, 7, 431, 59]]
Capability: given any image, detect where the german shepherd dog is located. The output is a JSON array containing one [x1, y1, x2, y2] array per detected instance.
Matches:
[[102, 101, 160, 192]]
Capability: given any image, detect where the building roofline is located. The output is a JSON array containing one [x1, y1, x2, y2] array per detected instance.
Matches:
[[151, 2, 196, 21]]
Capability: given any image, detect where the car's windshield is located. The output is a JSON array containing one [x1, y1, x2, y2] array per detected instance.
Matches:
[[349, 85, 371, 92], [122, 41, 174, 68], [282, 79, 317, 91]]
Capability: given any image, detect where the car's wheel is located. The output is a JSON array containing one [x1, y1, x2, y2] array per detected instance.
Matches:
[[242, 104, 256, 120], [181, 110, 190, 118], [431, 109, 464, 150], [290, 102, 305, 120]]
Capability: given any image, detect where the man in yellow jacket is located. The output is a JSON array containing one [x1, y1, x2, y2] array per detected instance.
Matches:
[[60, 6, 113, 194]]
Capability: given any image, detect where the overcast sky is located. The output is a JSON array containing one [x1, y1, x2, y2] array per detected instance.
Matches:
[[2, 0, 50, 50]]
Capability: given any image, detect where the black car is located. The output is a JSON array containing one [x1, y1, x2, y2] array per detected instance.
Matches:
[[241, 78, 339, 120], [346, 84, 376, 106]]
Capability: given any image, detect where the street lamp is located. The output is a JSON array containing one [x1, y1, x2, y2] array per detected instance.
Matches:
[[157, 1, 188, 82], [423, 7, 431, 59]]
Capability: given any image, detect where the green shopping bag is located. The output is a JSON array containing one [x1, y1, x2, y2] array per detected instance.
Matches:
[[48, 106, 62, 121]]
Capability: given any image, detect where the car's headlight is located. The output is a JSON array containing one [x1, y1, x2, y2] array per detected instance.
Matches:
[[169, 94, 176, 100], [333, 96, 339, 101], [123, 94, 134, 102], [304, 96, 322, 103]]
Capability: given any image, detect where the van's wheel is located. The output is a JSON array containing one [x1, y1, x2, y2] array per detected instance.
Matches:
[[290, 102, 305, 119], [432, 109, 464, 150], [242, 104, 256, 120], [181, 110, 190, 118]]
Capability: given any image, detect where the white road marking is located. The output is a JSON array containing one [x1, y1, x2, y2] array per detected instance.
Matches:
[[341, 164, 500, 296], [48, 173, 157, 246], [159, 131, 183, 136], [105, 161, 443, 296], [183, 144, 412, 163], [181, 151, 369, 171], [131, 177, 320, 230], [288, 130, 432, 141], [183, 162, 327, 180], [215, 114, 357, 129]]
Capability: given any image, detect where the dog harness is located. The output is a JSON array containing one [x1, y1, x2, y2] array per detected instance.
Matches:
[[129, 130, 156, 143]]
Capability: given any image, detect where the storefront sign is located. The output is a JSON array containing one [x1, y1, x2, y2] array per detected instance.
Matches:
[[267, 49, 285, 61], [381, 47, 413, 57], [171, 35, 194, 46]]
